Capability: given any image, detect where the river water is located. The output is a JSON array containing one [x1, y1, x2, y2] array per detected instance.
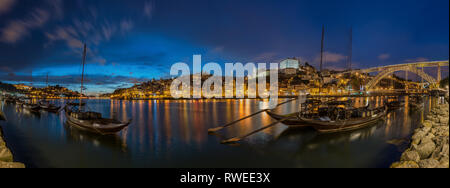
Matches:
[[0, 96, 441, 168]]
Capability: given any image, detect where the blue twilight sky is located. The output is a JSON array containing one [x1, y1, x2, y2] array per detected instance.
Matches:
[[0, 0, 448, 94]]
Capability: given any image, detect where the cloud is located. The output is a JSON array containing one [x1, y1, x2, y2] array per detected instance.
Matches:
[[0, 8, 50, 43], [323, 52, 346, 63], [253, 52, 279, 62], [405, 57, 429, 63], [314, 51, 346, 64], [0, 0, 15, 14], [211, 46, 224, 53], [120, 20, 134, 34], [45, 0, 63, 19], [45, 26, 83, 50], [378, 53, 390, 60], [45, 12, 134, 65], [0, 66, 13, 73], [46, 18, 134, 50], [0, 1, 63, 44], [144, 1, 154, 19]]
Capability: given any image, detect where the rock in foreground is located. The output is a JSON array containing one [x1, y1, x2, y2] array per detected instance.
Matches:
[[0, 161, 25, 168], [1, 126, 25, 168], [391, 103, 449, 168]]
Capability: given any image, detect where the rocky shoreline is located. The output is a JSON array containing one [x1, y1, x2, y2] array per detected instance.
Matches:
[[391, 102, 449, 168], [0, 126, 25, 168]]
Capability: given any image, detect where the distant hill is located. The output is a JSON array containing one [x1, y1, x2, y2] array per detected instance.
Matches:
[[0, 82, 20, 93]]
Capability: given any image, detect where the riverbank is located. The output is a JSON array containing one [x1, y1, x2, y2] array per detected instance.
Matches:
[[391, 102, 449, 168], [0, 126, 25, 168]]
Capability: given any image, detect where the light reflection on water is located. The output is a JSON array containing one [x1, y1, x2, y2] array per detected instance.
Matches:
[[0, 96, 440, 168]]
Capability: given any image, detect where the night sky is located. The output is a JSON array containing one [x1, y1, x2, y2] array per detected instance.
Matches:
[[0, 0, 448, 94]]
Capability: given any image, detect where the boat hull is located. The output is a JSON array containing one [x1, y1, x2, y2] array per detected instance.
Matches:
[[23, 104, 41, 112], [308, 107, 387, 133], [64, 109, 130, 135], [265, 111, 311, 127], [40, 105, 61, 113], [267, 106, 387, 133]]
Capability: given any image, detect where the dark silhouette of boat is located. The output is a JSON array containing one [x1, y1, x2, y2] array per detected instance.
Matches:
[[63, 43, 131, 135], [386, 101, 404, 110], [3, 96, 16, 104], [267, 98, 388, 133], [64, 106, 131, 135], [22, 102, 41, 113], [307, 106, 387, 133], [265, 111, 309, 127], [408, 96, 424, 110], [39, 100, 61, 113], [64, 122, 128, 152], [15, 99, 24, 106]]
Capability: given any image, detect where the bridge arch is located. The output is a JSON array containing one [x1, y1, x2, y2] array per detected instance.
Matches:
[[365, 65, 437, 91]]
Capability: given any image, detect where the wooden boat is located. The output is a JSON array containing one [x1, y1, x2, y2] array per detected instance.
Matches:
[[64, 106, 131, 135], [4, 97, 16, 104], [15, 99, 24, 106], [409, 96, 424, 109], [266, 99, 353, 127], [267, 105, 387, 133], [386, 101, 404, 110], [265, 111, 310, 127], [63, 43, 132, 135], [307, 106, 387, 133], [39, 100, 61, 113], [22, 103, 41, 113]]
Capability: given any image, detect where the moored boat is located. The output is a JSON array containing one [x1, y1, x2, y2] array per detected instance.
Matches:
[[408, 96, 424, 110], [63, 43, 132, 135], [386, 100, 404, 110], [307, 106, 387, 133], [385, 96, 405, 111], [22, 102, 41, 113], [265, 111, 310, 127], [15, 99, 24, 107], [64, 106, 131, 135], [39, 100, 61, 113], [267, 97, 387, 133], [4, 97, 16, 104]]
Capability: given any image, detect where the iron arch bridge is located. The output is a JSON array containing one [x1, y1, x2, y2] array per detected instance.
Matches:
[[334, 60, 449, 91], [365, 65, 437, 91]]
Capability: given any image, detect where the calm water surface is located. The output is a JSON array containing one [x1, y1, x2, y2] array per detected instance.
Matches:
[[0, 97, 440, 168]]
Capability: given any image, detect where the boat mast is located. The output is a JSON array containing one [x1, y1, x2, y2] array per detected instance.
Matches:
[[347, 27, 353, 71], [30, 70, 33, 87], [319, 25, 325, 94], [29, 70, 33, 99], [320, 25, 325, 72], [80, 43, 87, 108]]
